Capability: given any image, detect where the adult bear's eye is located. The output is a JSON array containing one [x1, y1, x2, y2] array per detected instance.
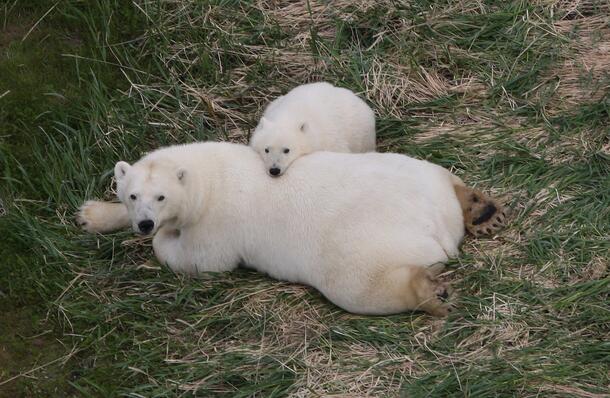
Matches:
[[130, 194, 137, 200], [158, 195, 165, 202], [265, 148, 269, 153], [283, 148, 290, 154]]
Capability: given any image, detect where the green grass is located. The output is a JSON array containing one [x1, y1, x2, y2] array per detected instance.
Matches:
[[1, 0, 608, 396]]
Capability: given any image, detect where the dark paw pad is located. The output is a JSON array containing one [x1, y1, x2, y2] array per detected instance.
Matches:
[[473, 203, 497, 225], [465, 193, 509, 237], [437, 289, 449, 301]]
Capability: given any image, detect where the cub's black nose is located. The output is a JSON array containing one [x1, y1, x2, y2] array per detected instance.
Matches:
[[138, 219, 154, 234], [269, 167, 281, 176]]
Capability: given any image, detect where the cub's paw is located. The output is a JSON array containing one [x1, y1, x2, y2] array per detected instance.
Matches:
[[414, 270, 455, 317], [464, 191, 507, 237], [77, 200, 122, 234]]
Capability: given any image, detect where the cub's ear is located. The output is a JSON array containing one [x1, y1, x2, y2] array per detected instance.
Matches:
[[177, 168, 187, 183], [300, 122, 307, 132], [114, 161, 131, 180], [258, 117, 268, 128]]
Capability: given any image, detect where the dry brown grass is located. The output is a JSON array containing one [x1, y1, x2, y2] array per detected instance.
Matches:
[[539, 10, 610, 113]]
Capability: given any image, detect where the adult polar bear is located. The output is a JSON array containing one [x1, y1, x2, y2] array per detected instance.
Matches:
[[78, 142, 506, 316]]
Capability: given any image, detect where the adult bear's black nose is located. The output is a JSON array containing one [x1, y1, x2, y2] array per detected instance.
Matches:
[[269, 167, 281, 176], [138, 219, 154, 234]]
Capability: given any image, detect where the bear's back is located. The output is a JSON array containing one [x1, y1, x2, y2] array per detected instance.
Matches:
[[244, 149, 462, 245], [235, 149, 464, 280]]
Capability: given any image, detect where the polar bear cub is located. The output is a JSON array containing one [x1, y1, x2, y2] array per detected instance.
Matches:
[[249, 82, 376, 177], [78, 142, 470, 316]]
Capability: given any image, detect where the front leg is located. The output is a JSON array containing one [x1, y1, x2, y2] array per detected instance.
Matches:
[[77, 200, 131, 233], [153, 227, 238, 276]]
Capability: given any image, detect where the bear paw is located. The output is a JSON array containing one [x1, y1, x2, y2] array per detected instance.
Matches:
[[426, 281, 455, 317], [464, 191, 508, 237], [77, 200, 128, 234], [415, 270, 455, 317]]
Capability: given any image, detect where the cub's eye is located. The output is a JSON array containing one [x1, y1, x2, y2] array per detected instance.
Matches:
[[130, 194, 137, 201], [264, 148, 269, 153], [283, 148, 290, 154], [158, 195, 165, 202]]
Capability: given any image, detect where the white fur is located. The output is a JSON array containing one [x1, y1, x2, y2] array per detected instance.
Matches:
[[86, 142, 465, 315], [249, 82, 376, 176]]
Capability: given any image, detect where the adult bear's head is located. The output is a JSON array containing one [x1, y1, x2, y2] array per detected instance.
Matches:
[[115, 158, 188, 235]]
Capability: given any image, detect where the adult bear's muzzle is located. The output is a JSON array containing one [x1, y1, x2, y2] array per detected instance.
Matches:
[[138, 219, 155, 234]]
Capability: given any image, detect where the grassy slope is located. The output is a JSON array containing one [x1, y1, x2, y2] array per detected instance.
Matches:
[[0, 3, 85, 396], [1, 0, 608, 397]]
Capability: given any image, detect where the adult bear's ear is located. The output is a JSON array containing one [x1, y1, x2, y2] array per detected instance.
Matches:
[[177, 168, 186, 183], [115, 161, 131, 180]]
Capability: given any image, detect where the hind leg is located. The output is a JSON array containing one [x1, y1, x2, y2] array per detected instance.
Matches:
[[453, 185, 507, 237], [404, 265, 454, 317], [337, 264, 454, 317]]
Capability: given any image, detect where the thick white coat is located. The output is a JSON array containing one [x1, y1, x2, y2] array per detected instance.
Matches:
[[249, 82, 376, 176], [107, 142, 464, 315]]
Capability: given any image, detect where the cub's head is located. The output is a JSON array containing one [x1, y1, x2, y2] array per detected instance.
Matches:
[[250, 118, 310, 177], [115, 159, 187, 235]]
